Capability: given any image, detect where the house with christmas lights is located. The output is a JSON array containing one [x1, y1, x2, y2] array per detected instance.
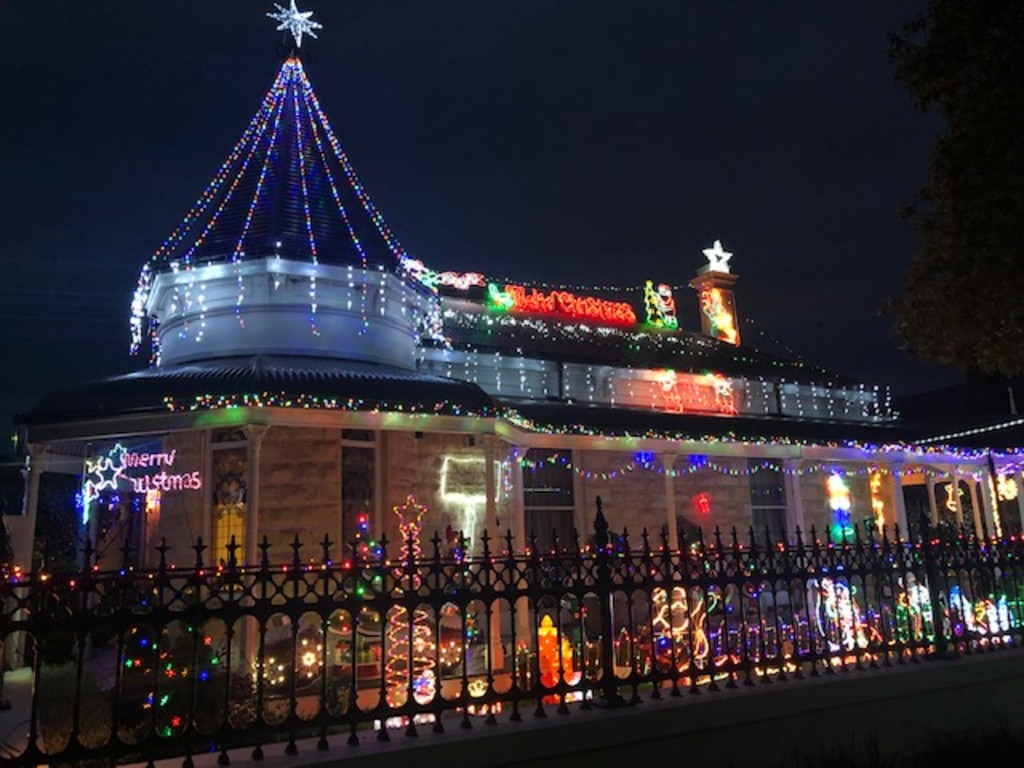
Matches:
[[11, 10, 1024, 766], [15, 10, 1024, 584]]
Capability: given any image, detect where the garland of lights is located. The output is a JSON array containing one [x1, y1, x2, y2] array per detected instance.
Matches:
[[231, 66, 289, 329], [159, 393, 1019, 465], [163, 392, 497, 417], [518, 451, 990, 481], [440, 305, 829, 379], [385, 496, 437, 707], [130, 81, 276, 352], [131, 55, 411, 353], [501, 409, 999, 461]]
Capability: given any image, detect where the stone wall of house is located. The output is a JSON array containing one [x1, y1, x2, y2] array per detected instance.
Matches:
[[382, 432, 510, 555], [672, 458, 755, 539], [574, 451, 666, 542], [574, 452, 755, 543], [144, 425, 896, 571], [151, 430, 205, 568], [258, 426, 342, 554]]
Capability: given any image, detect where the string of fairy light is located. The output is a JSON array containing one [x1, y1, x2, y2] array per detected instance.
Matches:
[[161, 392, 1024, 470], [231, 65, 287, 329], [131, 55, 409, 353], [517, 452, 1002, 481]]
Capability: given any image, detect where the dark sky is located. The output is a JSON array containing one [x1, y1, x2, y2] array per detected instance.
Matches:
[[0, 1, 960, 444]]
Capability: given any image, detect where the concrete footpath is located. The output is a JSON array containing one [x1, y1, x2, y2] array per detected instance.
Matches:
[[11, 651, 1024, 767], [162, 652, 1024, 768]]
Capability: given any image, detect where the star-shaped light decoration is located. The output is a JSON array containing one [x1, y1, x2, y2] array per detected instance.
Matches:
[[702, 239, 733, 273], [267, 0, 323, 49], [83, 443, 129, 505]]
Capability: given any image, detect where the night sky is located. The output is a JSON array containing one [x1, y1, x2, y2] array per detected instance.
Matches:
[[0, 1, 961, 444]]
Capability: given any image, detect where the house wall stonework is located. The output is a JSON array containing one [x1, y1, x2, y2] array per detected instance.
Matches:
[[141, 426, 915, 569], [574, 451, 667, 542], [573, 452, 755, 542], [672, 459, 754, 538], [383, 431, 510, 555], [152, 430, 205, 567], [258, 426, 341, 554]]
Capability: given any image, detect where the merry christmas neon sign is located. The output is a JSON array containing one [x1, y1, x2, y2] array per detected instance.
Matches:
[[83, 443, 203, 508], [487, 283, 636, 327]]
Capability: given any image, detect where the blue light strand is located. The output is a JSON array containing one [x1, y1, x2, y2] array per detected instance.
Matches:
[[152, 85, 273, 266], [175, 69, 285, 344], [130, 71, 279, 353], [291, 64, 320, 336], [229, 63, 291, 328], [304, 76, 407, 265], [300, 63, 371, 332]]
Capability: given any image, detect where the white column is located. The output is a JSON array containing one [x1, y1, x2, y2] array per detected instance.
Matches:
[[201, 430, 213, 552], [660, 452, 679, 550], [783, 459, 805, 543], [951, 470, 965, 527], [571, 449, 586, 543], [12, 444, 46, 573], [243, 425, 269, 567], [979, 472, 999, 539], [889, 462, 909, 538], [1016, 471, 1024, 535], [480, 437, 504, 671], [508, 445, 526, 552], [925, 474, 939, 526], [967, 475, 981, 537], [7, 444, 46, 669], [483, 436, 497, 544]]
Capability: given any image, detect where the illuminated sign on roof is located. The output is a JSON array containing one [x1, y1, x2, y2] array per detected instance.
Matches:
[[487, 283, 637, 327]]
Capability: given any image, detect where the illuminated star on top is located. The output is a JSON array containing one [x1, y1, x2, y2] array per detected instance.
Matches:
[[702, 239, 733, 273], [267, 1, 323, 48]]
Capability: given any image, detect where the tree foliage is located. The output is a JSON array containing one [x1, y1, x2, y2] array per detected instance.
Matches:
[[890, 0, 1024, 377]]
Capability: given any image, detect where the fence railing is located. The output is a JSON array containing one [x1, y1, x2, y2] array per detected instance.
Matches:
[[1, 504, 1022, 767]]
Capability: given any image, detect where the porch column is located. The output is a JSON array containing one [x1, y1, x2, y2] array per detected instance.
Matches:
[[240, 425, 269, 674], [889, 462, 909, 538], [506, 444, 531, 666], [660, 452, 679, 550], [783, 459, 805, 543], [1016, 470, 1024, 534], [483, 436, 498, 543], [978, 472, 1000, 539], [951, 469, 965, 527], [12, 444, 46, 573], [243, 425, 269, 567], [967, 475, 982, 537], [6, 444, 46, 670], [507, 445, 527, 552], [925, 474, 939, 526], [480, 439, 504, 671]]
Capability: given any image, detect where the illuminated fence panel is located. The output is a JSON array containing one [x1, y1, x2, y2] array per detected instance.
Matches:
[[0, 517, 1021, 766]]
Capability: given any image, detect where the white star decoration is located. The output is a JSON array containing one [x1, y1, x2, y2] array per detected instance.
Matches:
[[702, 239, 733, 273], [267, 1, 323, 48]]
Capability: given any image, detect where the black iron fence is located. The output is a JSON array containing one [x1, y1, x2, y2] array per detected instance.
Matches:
[[1, 504, 1022, 767]]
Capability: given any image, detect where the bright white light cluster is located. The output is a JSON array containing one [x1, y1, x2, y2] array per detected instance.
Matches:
[[267, 1, 322, 48], [702, 239, 733, 273]]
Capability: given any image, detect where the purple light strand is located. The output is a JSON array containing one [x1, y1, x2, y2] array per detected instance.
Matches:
[[291, 64, 320, 335]]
